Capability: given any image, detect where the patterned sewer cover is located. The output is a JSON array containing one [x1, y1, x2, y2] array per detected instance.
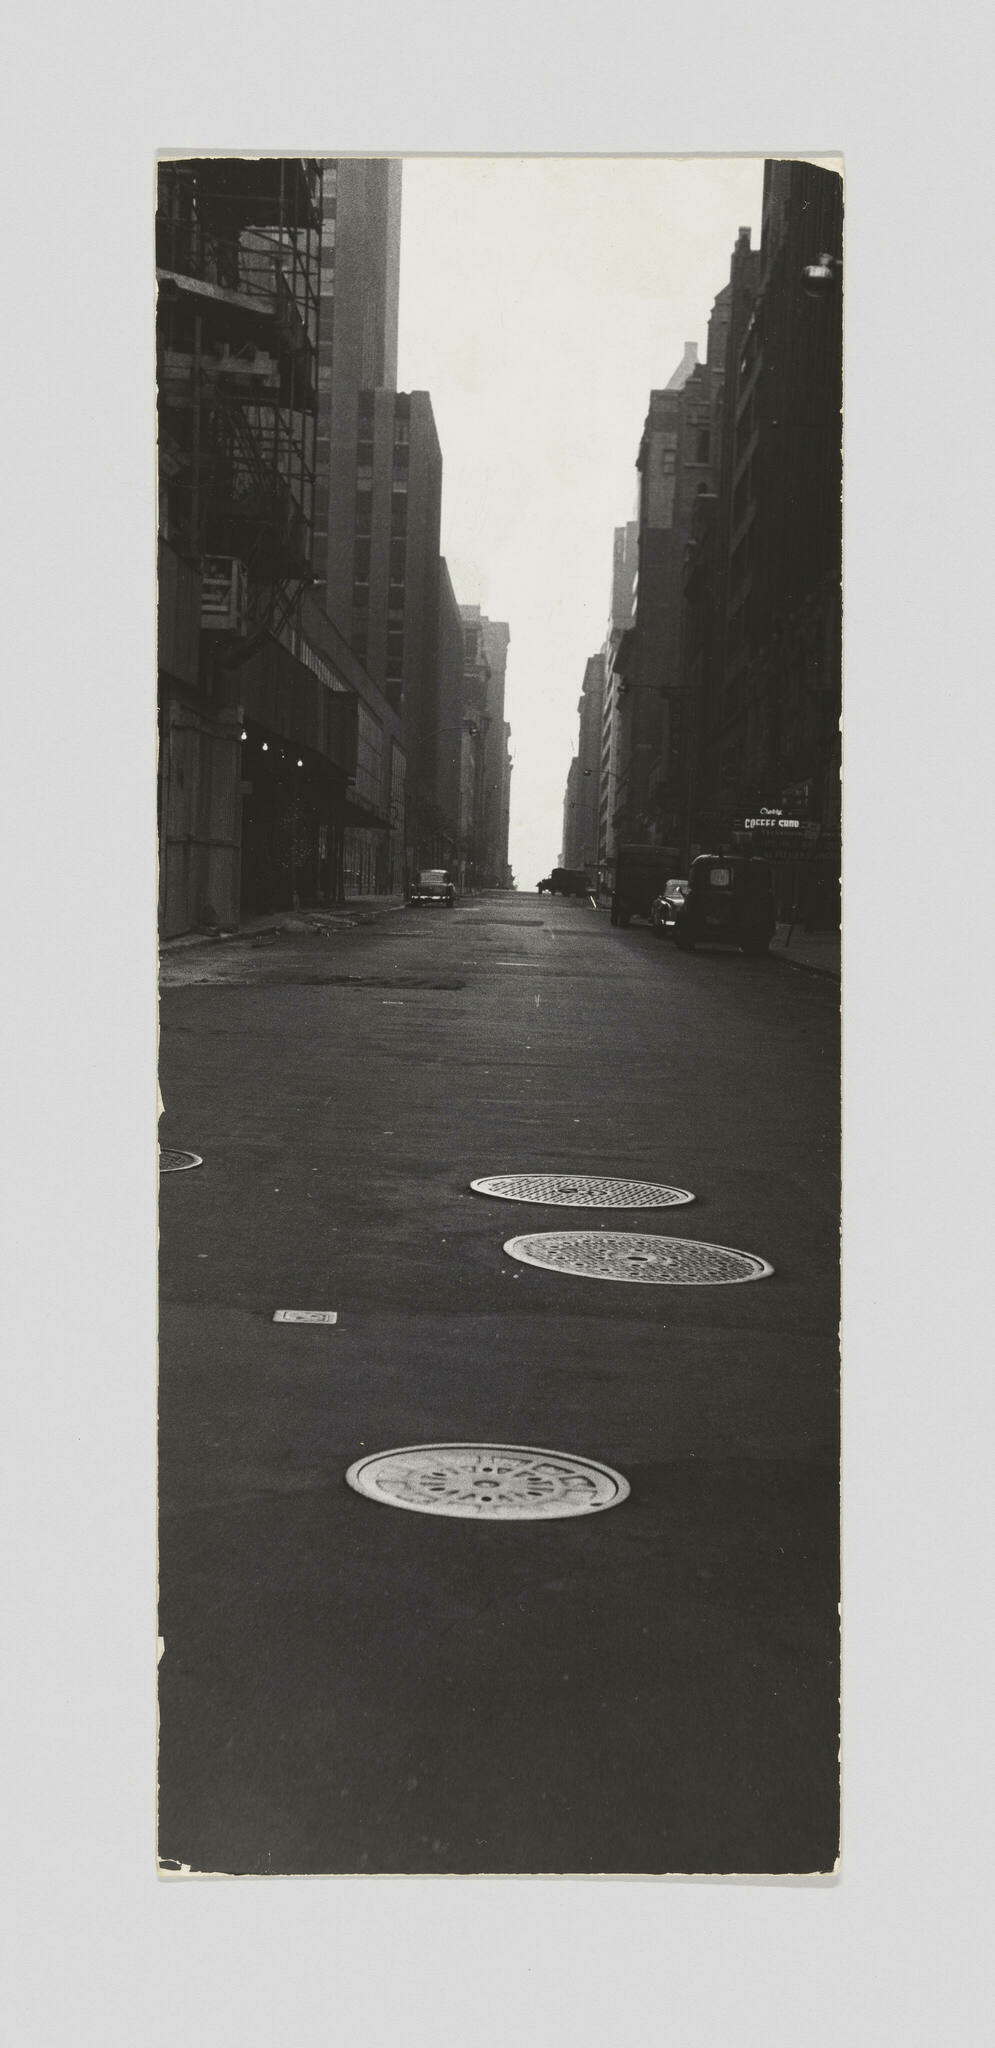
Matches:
[[503, 1230, 773, 1284], [470, 1172, 694, 1208], [159, 1149, 203, 1173], [345, 1442, 630, 1520]]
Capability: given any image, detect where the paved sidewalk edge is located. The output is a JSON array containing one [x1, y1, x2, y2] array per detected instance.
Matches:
[[769, 949, 841, 984], [160, 898, 407, 955]]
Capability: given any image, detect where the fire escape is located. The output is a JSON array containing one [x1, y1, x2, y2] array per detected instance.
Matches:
[[156, 158, 320, 667]]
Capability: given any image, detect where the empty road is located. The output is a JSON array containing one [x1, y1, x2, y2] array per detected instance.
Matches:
[[158, 891, 840, 1874]]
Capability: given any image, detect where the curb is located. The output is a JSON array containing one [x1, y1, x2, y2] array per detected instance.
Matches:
[[160, 898, 406, 956], [769, 949, 840, 984]]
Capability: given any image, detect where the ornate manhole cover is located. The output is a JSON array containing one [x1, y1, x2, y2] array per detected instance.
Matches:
[[345, 1442, 629, 1520], [470, 1173, 694, 1208], [503, 1231, 773, 1284], [159, 1149, 202, 1173]]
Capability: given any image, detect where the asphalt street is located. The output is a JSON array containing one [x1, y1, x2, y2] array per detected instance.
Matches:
[[158, 891, 840, 1875]]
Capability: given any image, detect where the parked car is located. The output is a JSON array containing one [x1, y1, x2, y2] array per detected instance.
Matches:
[[650, 877, 688, 936], [537, 876, 553, 894], [610, 844, 680, 927], [673, 854, 775, 955], [408, 868, 456, 908]]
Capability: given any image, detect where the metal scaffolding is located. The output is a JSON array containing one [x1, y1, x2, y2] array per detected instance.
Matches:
[[156, 157, 321, 652]]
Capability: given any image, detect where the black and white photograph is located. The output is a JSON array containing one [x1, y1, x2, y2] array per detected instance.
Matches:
[[155, 152, 843, 1877], [9, 0, 995, 2030]]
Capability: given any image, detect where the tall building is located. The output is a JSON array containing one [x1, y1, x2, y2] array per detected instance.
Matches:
[[498, 723, 514, 888], [309, 158, 410, 896], [156, 157, 363, 932], [560, 755, 580, 870], [157, 152, 513, 922], [430, 560, 468, 866], [454, 607, 513, 888], [611, 329, 724, 855], [314, 158, 402, 623], [688, 163, 843, 922], [479, 620, 512, 886], [597, 521, 638, 883], [340, 387, 444, 883], [562, 654, 605, 872]]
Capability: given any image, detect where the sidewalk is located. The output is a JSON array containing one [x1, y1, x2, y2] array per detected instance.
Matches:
[[769, 922, 840, 981], [160, 895, 407, 953]]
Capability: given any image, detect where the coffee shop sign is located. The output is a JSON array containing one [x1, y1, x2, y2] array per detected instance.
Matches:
[[742, 807, 801, 831]]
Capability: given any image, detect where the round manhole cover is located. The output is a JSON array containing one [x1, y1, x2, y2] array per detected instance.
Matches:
[[503, 1231, 773, 1284], [159, 1149, 203, 1173], [470, 1173, 694, 1208], [345, 1442, 629, 1520]]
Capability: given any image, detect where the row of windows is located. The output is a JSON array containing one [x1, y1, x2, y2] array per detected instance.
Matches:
[[359, 420, 413, 452], [358, 499, 402, 538], [352, 609, 406, 663], [355, 475, 409, 497], [353, 539, 407, 582]]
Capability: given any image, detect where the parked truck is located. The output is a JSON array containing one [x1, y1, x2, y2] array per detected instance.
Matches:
[[609, 844, 681, 927], [548, 867, 593, 898]]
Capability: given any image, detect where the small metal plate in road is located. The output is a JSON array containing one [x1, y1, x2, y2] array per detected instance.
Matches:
[[273, 1309, 339, 1325], [471, 1173, 695, 1208], [503, 1231, 773, 1284], [345, 1442, 630, 1520], [159, 1149, 202, 1173]]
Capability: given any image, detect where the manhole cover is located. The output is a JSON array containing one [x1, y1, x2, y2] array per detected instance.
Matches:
[[159, 1149, 202, 1173], [345, 1442, 629, 1520], [470, 1173, 695, 1208], [503, 1231, 772, 1283]]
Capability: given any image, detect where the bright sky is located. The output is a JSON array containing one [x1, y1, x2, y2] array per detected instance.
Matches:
[[396, 156, 764, 887]]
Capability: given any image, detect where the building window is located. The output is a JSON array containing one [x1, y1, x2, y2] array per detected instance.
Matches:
[[696, 428, 710, 463], [389, 539, 406, 581], [353, 538, 371, 583], [393, 418, 410, 446], [661, 449, 676, 475]]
